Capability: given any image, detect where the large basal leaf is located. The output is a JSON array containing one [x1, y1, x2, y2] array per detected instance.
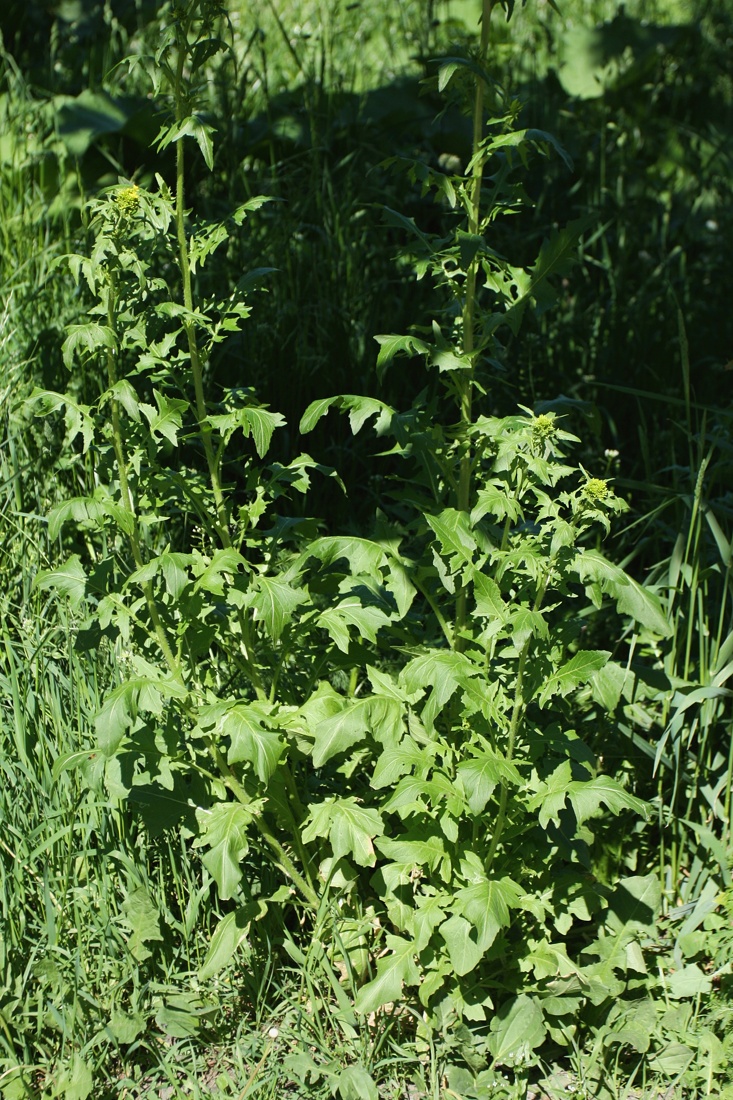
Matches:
[[354, 934, 420, 1015], [337, 1065, 379, 1100], [487, 994, 547, 1065], [122, 885, 163, 961]]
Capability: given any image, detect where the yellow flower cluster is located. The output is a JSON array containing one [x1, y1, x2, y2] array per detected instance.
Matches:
[[115, 184, 140, 214], [532, 413, 557, 442], [584, 477, 610, 501]]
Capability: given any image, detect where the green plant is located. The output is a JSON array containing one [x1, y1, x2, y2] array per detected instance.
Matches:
[[28, 1, 733, 1095]]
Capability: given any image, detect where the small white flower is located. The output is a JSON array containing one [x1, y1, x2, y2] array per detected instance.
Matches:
[[268, 1027, 279, 1039]]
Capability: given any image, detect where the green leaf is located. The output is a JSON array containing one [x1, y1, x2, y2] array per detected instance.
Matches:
[[34, 555, 88, 609], [62, 322, 116, 368], [222, 705, 284, 783], [318, 599, 392, 653], [375, 830, 445, 871], [140, 389, 189, 446], [302, 797, 384, 867], [122, 885, 163, 961], [537, 650, 609, 707], [299, 394, 393, 436], [426, 509, 477, 569], [209, 406, 285, 458], [337, 1066, 379, 1100], [198, 901, 266, 980], [310, 698, 371, 768], [487, 994, 547, 1065], [354, 934, 420, 1015], [455, 877, 523, 951], [457, 751, 520, 814], [53, 1055, 93, 1100], [472, 573, 507, 620], [440, 915, 484, 976], [529, 765, 649, 828], [374, 333, 430, 379], [129, 551, 192, 598], [667, 963, 712, 999], [193, 548, 248, 596], [401, 651, 480, 731], [194, 802, 254, 900], [574, 550, 672, 636], [95, 682, 139, 755], [251, 575, 304, 642]]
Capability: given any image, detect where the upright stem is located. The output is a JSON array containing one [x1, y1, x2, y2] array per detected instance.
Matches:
[[455, 0, 494, 651], [106, 272, 182, 681], [485, 571, 550, 874], [173, 28, 230, 546]]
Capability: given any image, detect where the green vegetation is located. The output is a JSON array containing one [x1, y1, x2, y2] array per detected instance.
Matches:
[[1, 0, 732, 1097]]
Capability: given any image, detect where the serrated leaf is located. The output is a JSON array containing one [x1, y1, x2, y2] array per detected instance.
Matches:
[[251, 575, 304, 642], [34, 555, 87, 608], [318, 600, 392, 653], [537, 650, 609, 707], [193, 547, 248, 596], [400, 650, 480, 731], [140, 389, 189, 446], [310, 698, 371, 768], [458, 751, 520, 814], [455, 877, 523, 951], [302, 796, 384, 866], [221, 705, 283, 782], [375, 830, 445, 871], [574, 550, 672, 636], [299, 394, 394, 437], [374, 333, 430, 379], [529, 766, 649, 828], [472, 573, 507, 620], [426, 508, 477, 569], [195, 802, 254, 900], [354, 934, 420, 1015], [122, 885, 163, 961], [62, 322, 116, 368]]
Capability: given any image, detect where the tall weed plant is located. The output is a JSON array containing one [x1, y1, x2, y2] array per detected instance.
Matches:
[[15, 0, 731, 1096]]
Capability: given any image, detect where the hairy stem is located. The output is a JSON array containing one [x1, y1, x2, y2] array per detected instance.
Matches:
[[455, 0, 495, 651], [485, 570, 550, 874], [106, 271, 182, 681]]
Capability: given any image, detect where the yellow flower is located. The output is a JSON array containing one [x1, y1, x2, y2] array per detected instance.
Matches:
[[532, 413, 556, 442], [584, 477, 610, 502], [115, 184, 140, 214]]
